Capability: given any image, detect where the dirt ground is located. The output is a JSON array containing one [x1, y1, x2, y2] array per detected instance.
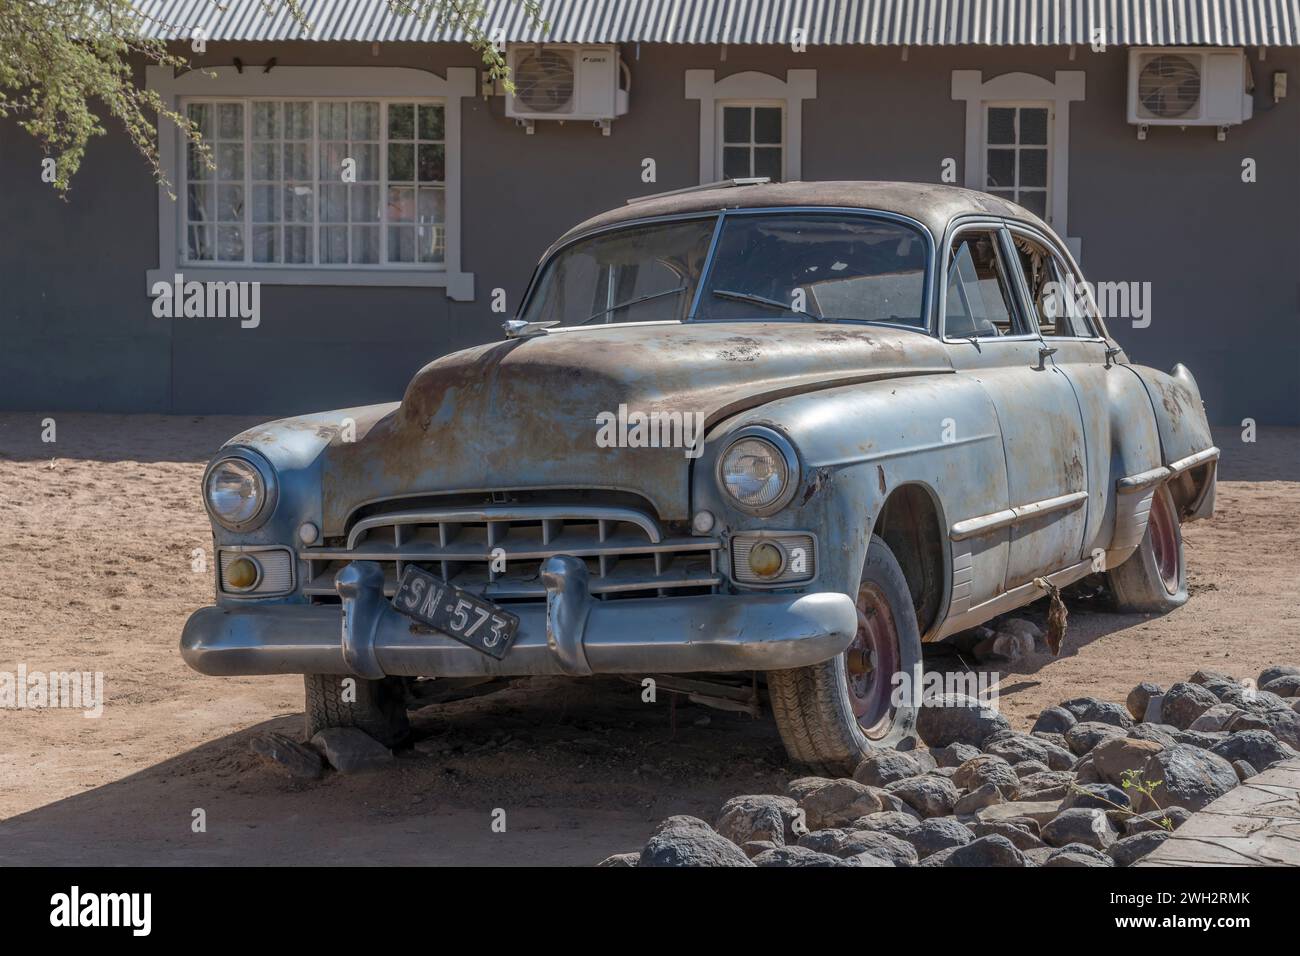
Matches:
[[0, 412, 1296, 865]]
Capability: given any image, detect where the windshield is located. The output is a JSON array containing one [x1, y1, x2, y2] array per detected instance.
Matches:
[[520, 211, 930, 329]]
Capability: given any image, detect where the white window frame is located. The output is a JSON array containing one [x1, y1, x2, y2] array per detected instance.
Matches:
[[952, 70, 1084, 261], [980, 101, 1052, 219], [716, 101, 787, 181], [146, 66, 476, 299], [685, 70, 815, 184]]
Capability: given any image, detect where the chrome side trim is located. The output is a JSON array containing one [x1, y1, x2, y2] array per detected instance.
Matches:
[[949, 490, 1089, 542], [936, 557, 1095, 640], [1168, 446, 1220, 475], [1116, 465, 1171, 494]]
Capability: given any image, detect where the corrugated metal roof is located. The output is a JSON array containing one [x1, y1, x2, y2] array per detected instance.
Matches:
[[133, 1, 1300, 46]]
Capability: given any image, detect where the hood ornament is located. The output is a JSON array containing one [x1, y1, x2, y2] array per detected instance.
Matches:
[[502, 318, 559, 339]]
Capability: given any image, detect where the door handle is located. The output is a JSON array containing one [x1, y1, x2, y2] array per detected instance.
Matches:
[[1034, 346, 1058, 370], [1104, 345, 1122, 368]]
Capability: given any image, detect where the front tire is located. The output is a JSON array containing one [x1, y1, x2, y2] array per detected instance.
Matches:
[[304, 674, 410, 747], [1107, 482, 1188, 613], [768, 534, 923, 776]]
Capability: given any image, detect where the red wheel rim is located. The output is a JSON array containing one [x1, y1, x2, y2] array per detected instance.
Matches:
[[844, 582, 901, 740], [1148, 488, 1180, 595]]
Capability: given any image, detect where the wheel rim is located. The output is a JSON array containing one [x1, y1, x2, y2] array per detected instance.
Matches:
[[1148, 487, 1180, 595], [844, 582, 901, 740]]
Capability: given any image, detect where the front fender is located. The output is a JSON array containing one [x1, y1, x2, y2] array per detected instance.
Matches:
[[1123, 363, 1217, 518]]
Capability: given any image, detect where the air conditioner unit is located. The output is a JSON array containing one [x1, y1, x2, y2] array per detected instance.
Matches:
[[1127, 48, 1253, 130], [505, 44, 629, 130]]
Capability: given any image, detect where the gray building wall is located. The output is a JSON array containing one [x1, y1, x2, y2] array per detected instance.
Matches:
[[1, 42, 1296, 424]]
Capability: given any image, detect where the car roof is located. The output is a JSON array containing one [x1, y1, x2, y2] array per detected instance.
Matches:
[[557, 180, 1053, 245]]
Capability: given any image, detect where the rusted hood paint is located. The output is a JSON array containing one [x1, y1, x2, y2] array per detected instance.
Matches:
[[320, 322, 952, 532]]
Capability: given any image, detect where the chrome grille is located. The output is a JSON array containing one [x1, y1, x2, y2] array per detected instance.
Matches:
[[300, 504, 721, 602]]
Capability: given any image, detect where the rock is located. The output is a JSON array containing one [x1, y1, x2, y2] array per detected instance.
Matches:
[[885, 774, 959, 818], [1043, 843, 1114, 867], [1161, 682, 1221, 730], [652, 815, 713, 836], [1014, 759, 1051, 778], [1065, 721, 1127, 756], [1001, 617, 1044, 648], [1261, 674, 1300, 697], [926, 766, 958, 779], [953, 754, 1020, 797], [1108, 831, 1170, 867], [836, 830, 919, 866], [741, 840, 777, 858], [752, 845, 846, 867], [1188, 703, 1244, 732], [786, 776, 835, 801], [1129, 722, 1180, 749], [974, 627, 1034, 663], [1258, 664, 1300, 688], [1123, 806, 1191, 835], [954, 782, 1004, 815], [1139, 744, 1239, 813], [871, 788, 922, 817], [1091, 736, 1166, 787], [1209, 729, 1298, 770], [1063, 782, 1130, 811], [944, 834, 1031, 867], [1040, 742, 1077, 771], [983, 733, 1052, 765], [248, 731, 325, 780], [1041, 808, 1119, 849], [973, 800, 1062, 827], [1126, 682, 1164, 721], [1231, 760, 1257, 781], [1074, 755, 1101, 784], [640, 823, 753, 867], [845, 852, 898, 867], [596, 852, 640, 867], [1142, 694, 1165, 724], [1189, 669, 1237, 687], [1016, 770, 1075, 800], [901, 817, 974, 859], [1031, 731, 1071, 750], [799, 779, 884, 830], [1243, 708, 1300, 750], [310, 727, 394, 774], [916, 694, 1011, 748], [907, 748, 939, 771], [797, 828, 851, 855], [931, 742, 981, 768], [917, 846, 960, 867], [1030, 705, 1077, 734], [1084, 701, 1136, 728], [1024, 847, 1056, 865], [1294, 699, 1300, 715], [853, 750, 926, 788], [715, 794, 799, 847], [1171, 728, 1228, 750], [967, 821, 1046, 850], [850, 810, 922, 837]]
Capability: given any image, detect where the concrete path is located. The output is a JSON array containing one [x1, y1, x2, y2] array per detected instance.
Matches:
[[1138, 759, 1300, 866]]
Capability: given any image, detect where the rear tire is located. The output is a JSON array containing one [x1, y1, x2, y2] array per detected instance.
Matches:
[[304, 674, 410, 748], [768, 534, 923, 777], [1107, 482, 1188, 613]]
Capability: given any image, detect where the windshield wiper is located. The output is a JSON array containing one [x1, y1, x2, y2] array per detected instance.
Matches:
[[579, 286, 686, 325], [711, 289, 828, 321]]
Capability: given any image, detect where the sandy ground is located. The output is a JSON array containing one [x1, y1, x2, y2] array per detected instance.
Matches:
[[0, 412, 1296, 865]]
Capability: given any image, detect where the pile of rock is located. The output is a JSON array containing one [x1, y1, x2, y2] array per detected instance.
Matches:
[[606, 664, 1300, 867], [249, 726, 396, 779]]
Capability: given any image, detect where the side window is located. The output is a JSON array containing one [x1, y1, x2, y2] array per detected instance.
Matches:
[[1009, 233, 1097, 338], [944, 231, 1026, 338], [719, 104, 784, 181]]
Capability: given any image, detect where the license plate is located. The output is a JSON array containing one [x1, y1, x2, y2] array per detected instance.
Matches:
[[390, 566, 520, 660]]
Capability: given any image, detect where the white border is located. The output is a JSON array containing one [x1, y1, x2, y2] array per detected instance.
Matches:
[[146, 65, 476, 299], [685, 70, 816, 183], [952, 70, 1085, 260]]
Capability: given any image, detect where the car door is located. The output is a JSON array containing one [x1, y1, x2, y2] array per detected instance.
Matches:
[[1004, 224, 1163, 568], [940, 220, 1089, 593]]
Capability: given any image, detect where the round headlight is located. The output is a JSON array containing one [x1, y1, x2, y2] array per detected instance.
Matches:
[[205, 456, 268, 529], [719, 436, 793, 511]]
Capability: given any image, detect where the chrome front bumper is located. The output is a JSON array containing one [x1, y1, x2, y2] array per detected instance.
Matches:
[[181, 556, 857, 679]]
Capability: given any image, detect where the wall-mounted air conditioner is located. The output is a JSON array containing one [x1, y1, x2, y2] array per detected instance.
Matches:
[[1127, 48, 1253, 138], [504, 44, 630, 133]]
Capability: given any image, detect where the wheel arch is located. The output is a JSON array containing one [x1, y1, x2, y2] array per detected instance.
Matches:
[[871, 481, 951, 641]]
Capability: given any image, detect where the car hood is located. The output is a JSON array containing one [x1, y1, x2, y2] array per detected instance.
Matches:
[[320, 321, 951, 531]]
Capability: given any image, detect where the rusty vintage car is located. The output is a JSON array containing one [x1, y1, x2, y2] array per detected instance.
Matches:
[[182, 181, 1218, 774]]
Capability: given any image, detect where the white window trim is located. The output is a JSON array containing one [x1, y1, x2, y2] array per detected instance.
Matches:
[[146, 65, 476, 299], [685, 70, 816, 184], [952, 70, 1084, 261]]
